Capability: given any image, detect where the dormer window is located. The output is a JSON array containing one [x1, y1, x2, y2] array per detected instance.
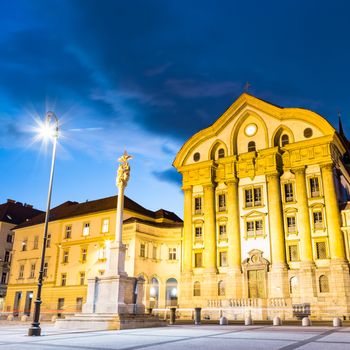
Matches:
[[248, 141, 256, 152], [281, 134, 289, 147]]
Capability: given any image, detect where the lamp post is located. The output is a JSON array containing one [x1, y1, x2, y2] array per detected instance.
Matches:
[[28, 112, 59, 336]]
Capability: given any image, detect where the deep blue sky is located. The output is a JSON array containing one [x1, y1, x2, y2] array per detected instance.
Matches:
[[1, 0, 350, 217]]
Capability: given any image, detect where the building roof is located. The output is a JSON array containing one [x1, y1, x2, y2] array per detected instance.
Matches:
[[14, 195, 182, 229], [0, 200, 43, 225], [123, 216, 183, 228]]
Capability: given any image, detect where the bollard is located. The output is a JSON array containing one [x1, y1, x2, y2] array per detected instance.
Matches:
[[245, 315, 253, 326], [194, 307, 201, 325], [21, 315, 28, 322], [7, 315, 14, 321], [302, 316, 311, 326], [219, 316, 228, 325], [169, 307, 176, 325], [273, 316, 282, 326], [333, 317, 342, 327], [51, 315, 58, 322]]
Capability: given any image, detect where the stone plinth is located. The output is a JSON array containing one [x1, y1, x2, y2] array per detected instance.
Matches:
[[55, 313, 166, 331]]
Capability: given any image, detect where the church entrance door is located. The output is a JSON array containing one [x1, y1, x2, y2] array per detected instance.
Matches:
[[248, 269, 265, 298]]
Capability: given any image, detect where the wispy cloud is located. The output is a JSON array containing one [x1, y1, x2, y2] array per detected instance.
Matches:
[[165, 79, 241, 98]]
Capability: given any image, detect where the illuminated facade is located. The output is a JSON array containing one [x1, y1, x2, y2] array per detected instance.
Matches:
[[0, 200, 42, 311], [5, 196, 182, 317], [174, 93, 350, 320]]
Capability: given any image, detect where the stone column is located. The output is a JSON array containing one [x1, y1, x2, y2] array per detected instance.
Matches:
[[226, 178, 242, 297], [294, 167, 313, 264], [203, 183, 217, 273], [266, 173, 288, 298], [182, 186, 193, 272], [321, 163, 346, 261], [293, 166, 316, 300], [267, 173, 286, 267]]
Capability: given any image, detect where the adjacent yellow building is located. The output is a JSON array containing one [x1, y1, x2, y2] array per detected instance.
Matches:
[[5, 196, 182, 318], [173, 93, 350, 320]]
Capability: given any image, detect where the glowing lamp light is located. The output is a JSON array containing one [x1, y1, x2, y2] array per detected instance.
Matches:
[[171, 288, 177, 297], [150, 287, 156, 297], [245, 123, 257, 136]]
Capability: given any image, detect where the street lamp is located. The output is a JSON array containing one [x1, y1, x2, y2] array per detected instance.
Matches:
[[28, 112, 59, 336]]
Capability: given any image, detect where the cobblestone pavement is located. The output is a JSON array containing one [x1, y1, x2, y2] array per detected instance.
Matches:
[[0, 324, 349, 349]]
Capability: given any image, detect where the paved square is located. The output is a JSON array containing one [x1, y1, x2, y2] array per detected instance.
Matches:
[[0, 324, 348, 349]]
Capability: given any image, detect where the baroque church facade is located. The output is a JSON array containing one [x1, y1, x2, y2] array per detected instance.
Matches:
[[174, 93, 350, 320]]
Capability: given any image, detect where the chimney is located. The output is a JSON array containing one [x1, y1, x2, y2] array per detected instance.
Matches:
[[7, 199, 16, 204], [24, 203, 33, 208]]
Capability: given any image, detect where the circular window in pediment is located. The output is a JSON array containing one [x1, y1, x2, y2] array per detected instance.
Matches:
[[304, 128, 313, 138], [245, 123, 257, 137], [193, 152, 200, 162]]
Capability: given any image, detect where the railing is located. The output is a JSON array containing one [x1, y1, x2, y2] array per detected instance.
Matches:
[[229, 298, 259, 307]]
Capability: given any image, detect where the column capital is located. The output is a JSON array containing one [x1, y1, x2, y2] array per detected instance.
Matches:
[[292, 166, 306, 175], [266, 172, 280, 182], [320, 162, 334, 172], [203, 182, 216, 190], [181, 185, 192, 192], [226, 177, 238, 185]]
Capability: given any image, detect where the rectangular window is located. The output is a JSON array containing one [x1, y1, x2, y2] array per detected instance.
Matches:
[[195, 227, 203, 238], [81, 248, 87, 263], [218, 194, 226, 211], [288, 245, 299, 261], [246, 219, 263, 238], [1, 272, 7, 284], [82, 223, 90, 236], [76, 297, 83, 312], [287, 216, 296, 233], [246, 221, 255, 237], [98, 247, 106, 261], [140, 243, 146, 258], [284, 183, 294, 202], [29, 263, 36, 278], [18, 264, 24, 279], [195, 252, 203, 268], [57, 298, 64, 310], [33, 235, 39, 249], [245, 187, 262, 207], [219, 251, 227, 267], [310, 177, 320, 197], [255, 220, 263, 236], [168, 247, 177, 260], [152, 246, 157, 259], [46, 234, 51, 248], [219, 224, 226, 236], [6, 234, 13, 243], [194, 197, 202, 214], [79, 272, 85, 285], [254, 188, 262, 206], [62, 250, 69, 264], [65, 225, 72, 239], [43, 262, 48, 278], [22, 238, 28, 251], [245, 189, 253, 207], [102, 219, 109, 233], [316, 241, 327, 259], [313, 211, 323, 229], [61, 273, 67, 286], [4, 251, 10, 263]]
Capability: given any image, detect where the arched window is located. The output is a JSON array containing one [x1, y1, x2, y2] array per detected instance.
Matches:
[[281, 134, 289, 147], [218, 148, 225, 159], [289, 276, 298, 294], [248, 141, 256, 152], [149, 277, 159, 308], [193, 281, 201, 296], [218, 280, 225, 296], [166, 278, 178, 306], [319, 275, 329, 293]]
